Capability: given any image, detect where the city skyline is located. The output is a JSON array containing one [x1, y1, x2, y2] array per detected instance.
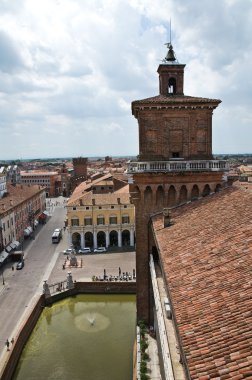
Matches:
[[0, 0, 252, 160]]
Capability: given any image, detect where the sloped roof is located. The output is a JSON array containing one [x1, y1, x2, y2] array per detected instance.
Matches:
[[68, 189, 130, 207], [152, 183, 252, 379], [132, 94, 221, 106], [0, 184, 45, 215], [67, 173, 130, 206]]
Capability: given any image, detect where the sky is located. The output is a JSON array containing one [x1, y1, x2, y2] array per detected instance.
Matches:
[[0, 0, 251, 160]]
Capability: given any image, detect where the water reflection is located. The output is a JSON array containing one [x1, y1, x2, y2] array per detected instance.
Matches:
[[13, 294, 136, 380]]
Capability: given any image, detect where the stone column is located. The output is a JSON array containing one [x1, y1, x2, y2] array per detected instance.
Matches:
[[118, 228, 122, 247], [130, 228, 134, 246], [81, 232, 85, 248], [93, 230, 97, 249], [68, 229, 72, 246], [105, 230, 109, 248]]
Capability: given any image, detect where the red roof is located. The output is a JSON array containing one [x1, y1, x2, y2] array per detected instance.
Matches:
[[152, 183, 252, 379]]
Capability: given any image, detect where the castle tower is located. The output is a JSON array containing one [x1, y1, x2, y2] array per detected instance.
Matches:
[[128, 43, 228, 323], [72, 157, 88, 185]]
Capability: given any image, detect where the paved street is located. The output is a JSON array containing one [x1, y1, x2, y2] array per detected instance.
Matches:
[[0, 196, 135, 364]]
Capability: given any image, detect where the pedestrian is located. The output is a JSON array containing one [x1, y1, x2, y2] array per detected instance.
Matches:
[[11, 338, 14, 345], [119, 267, 121, 276], [62, 264, 65, 270], [5, 339, 10, 351], [12, 266, 14, 271]]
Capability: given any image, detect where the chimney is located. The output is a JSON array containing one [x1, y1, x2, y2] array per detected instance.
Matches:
[[163, 208, 172, 228], [80, 199, 83, 206], [10, 199, 13, 206], [92, 199, 95, 205], [117, 198, 120, 204]]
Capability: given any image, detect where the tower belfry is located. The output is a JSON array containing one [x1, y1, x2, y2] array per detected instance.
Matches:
[[128, 42, 228, 322]]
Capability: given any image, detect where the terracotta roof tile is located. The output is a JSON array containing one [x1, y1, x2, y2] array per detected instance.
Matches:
[[152, 183, 252, 379]]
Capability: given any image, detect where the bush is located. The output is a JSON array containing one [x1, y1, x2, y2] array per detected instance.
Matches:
[[140, 340, 148, 352], [140, 373, 150, 380], [142, 352, 149, 360], [140, 361, 147, 373]]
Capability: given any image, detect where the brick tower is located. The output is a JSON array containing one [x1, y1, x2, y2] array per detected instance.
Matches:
[[72, 157, 88, 188], [128, 43, 228, 323]]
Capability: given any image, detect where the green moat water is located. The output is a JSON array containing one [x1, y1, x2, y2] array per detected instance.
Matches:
[[13, 294, 136, 380]]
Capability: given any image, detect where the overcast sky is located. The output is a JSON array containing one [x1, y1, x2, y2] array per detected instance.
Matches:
[[0, 0, 251, 160]]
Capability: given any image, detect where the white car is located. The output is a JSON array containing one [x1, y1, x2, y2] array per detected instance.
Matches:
[[78, 247, 91, 254], [94, 247, 107, 253], [63, 248, 74, 255]]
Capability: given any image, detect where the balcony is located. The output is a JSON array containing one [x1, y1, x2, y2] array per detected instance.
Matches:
[[127, 159, 229, 174]]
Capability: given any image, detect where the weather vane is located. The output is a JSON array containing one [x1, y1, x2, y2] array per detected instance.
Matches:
[[162, 19, 178, 63]]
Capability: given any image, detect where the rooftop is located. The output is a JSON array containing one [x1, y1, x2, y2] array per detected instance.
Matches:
[[152, 183, 252, 379], [0, 184, 45, 214]]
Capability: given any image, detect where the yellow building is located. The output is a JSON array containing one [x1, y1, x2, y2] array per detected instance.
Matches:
[[66, 174, 135, 250]]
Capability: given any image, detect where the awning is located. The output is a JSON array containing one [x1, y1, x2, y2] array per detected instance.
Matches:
[[0, 251, 9, 264]]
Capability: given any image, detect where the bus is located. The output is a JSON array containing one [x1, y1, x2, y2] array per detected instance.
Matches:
[[52, 228, 62, 243]]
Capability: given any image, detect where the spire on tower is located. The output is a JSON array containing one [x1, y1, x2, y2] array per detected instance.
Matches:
[[163, 20, 178, 63]]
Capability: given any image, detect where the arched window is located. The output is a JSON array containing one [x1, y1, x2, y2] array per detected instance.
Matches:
[[179, 185, 187, 204], [72, 232, 81, 248], [122, 230, 130, 246], [97, 231, 106, 247], [191, 185, 199, 201], [168, 77, 176, 94], [144, 186, 153, 206], [202, 184, 211, 197], [85, 232, 93, 248], [156, 185, 164, 208], [168, 185, 176, 207]]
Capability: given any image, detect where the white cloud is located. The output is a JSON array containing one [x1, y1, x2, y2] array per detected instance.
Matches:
[[0, 0, 251, 159]]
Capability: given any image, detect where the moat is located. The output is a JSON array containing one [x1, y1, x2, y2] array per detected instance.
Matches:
[[12, 294, 136, 380]]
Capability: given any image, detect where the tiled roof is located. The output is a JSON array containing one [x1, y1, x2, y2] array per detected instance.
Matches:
[[132, 94, 221, 106], [68, 190, 130, 206], [21, 171, 58, 176], [68, 173, 130, 206], [0, 184, 45, 214], [152, 183, 252, 379]]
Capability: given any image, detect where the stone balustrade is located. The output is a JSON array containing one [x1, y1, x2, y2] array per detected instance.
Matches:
[[127, 159, 229, 174]]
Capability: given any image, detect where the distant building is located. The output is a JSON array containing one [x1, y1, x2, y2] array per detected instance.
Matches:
[[67, 174, 135, 250], [0, 170, 7, 199], [20, 171, 59, 197], [72, 157, 88, 189], [6, 165, 21, 185], [0, 184, 46, 258]]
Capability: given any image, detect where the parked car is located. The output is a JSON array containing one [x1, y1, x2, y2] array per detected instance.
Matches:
[[78, 247, 91, 254], [63, 248, 75, 255], [94, 247, 107, 253], [16, 260, 24, 270]]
